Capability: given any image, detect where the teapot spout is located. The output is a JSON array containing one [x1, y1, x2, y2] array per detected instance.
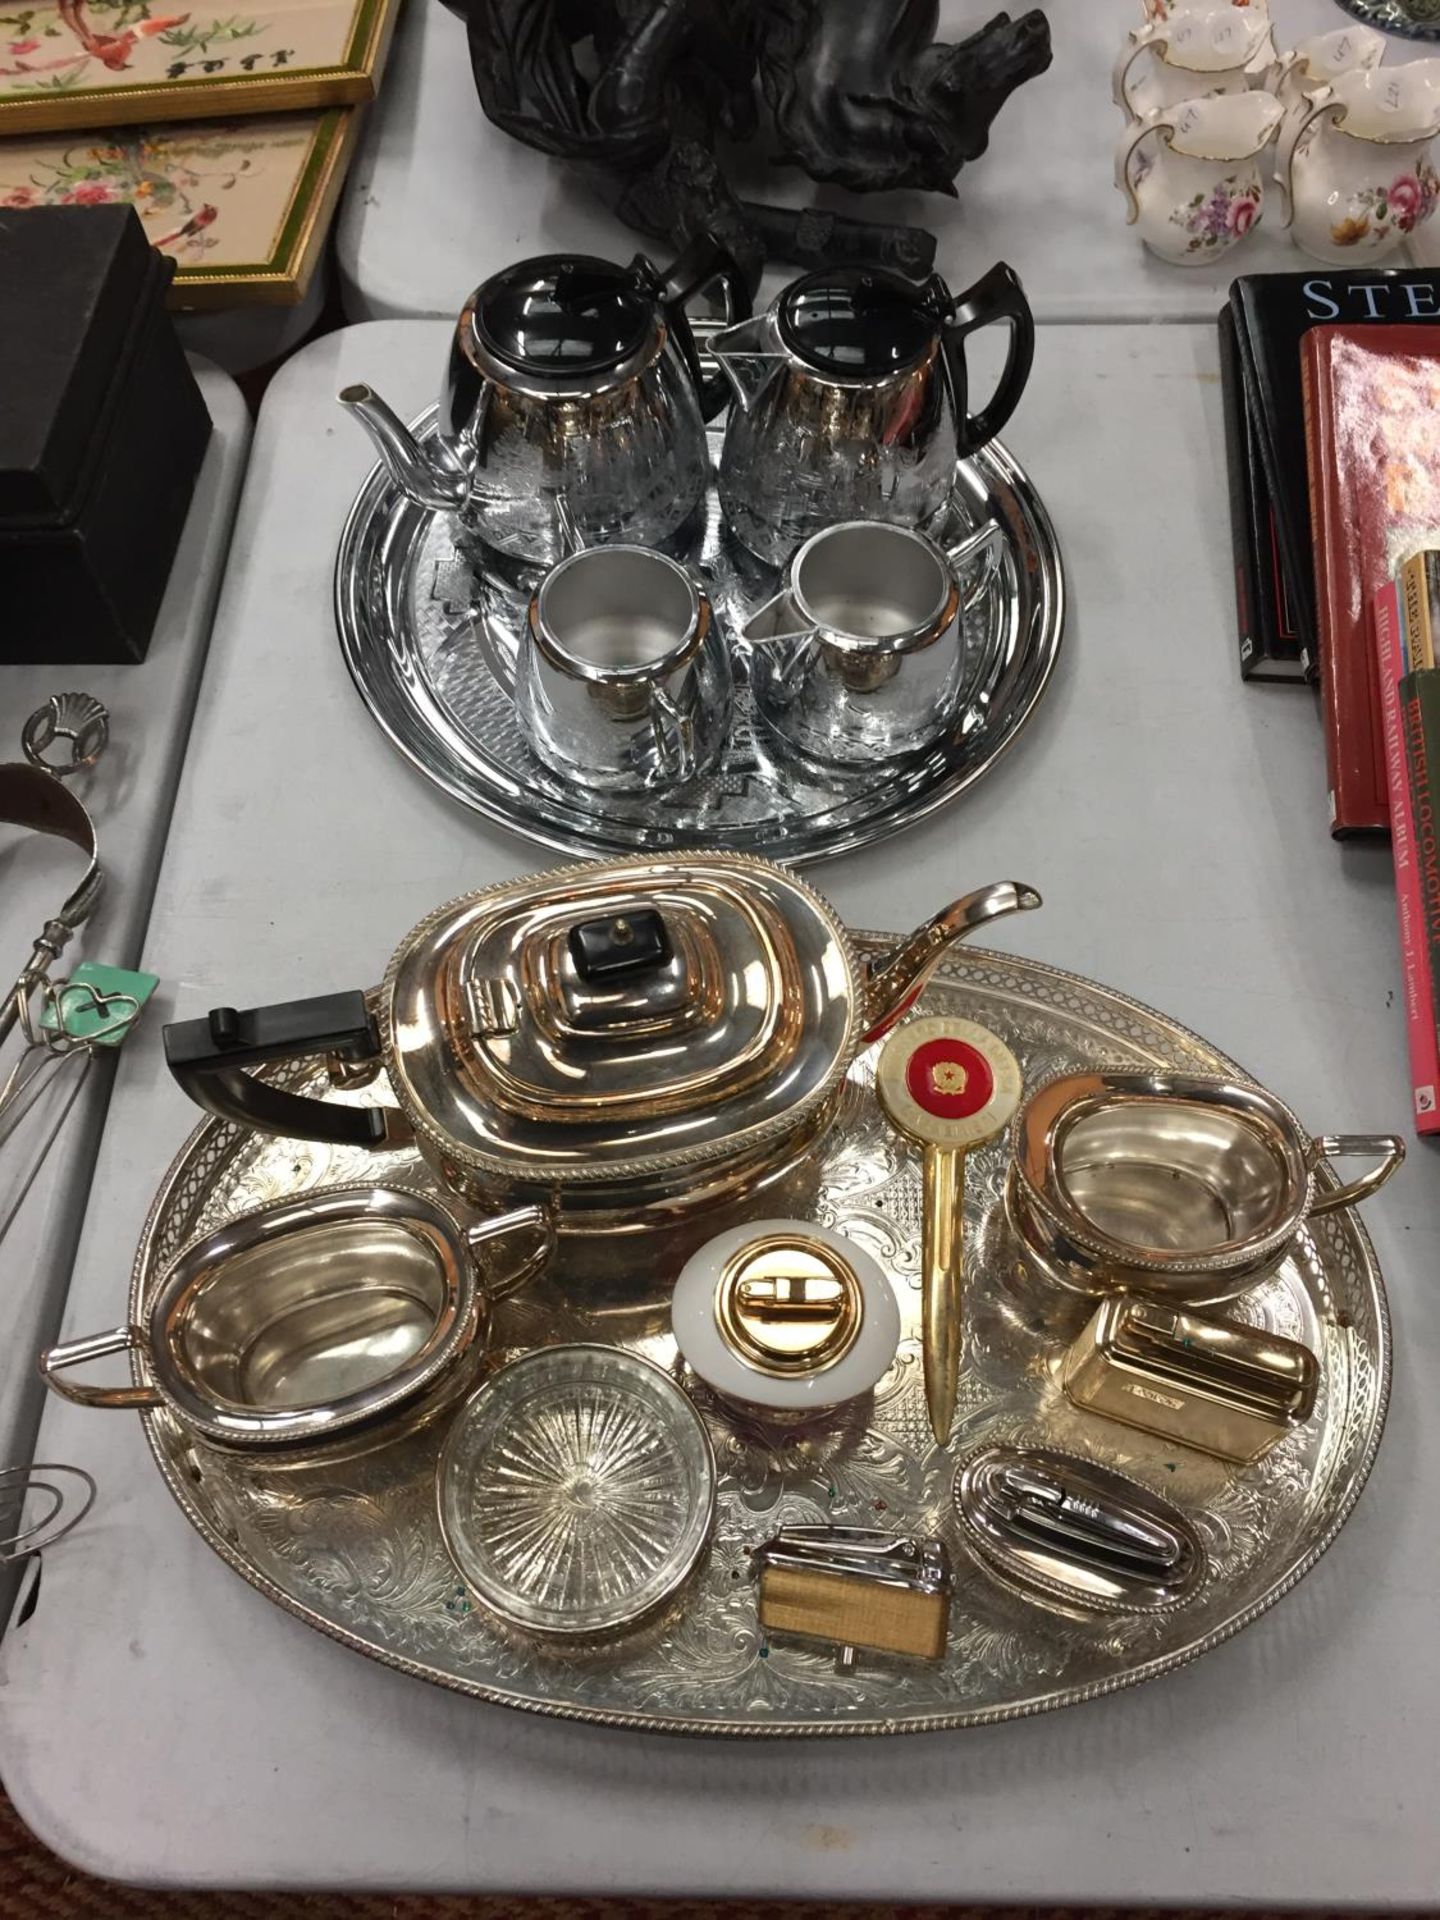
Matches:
[[338, 383, 472, 513], [860, 882, 1043, 1042], [707, 314, 784, 413]]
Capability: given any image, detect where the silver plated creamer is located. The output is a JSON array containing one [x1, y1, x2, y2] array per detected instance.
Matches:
[[127, 944, 1388, 1736], [333, 418, 1064, 864]]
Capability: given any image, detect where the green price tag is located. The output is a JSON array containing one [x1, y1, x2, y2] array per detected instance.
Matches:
[[39, 962, 160, 1049]]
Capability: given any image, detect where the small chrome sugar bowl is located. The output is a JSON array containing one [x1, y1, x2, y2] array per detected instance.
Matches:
[[1007, 1070, 1403, 1307], [671, 1218, 901, 1423]]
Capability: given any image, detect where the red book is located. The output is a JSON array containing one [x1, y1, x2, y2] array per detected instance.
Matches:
[[1373, 578, 1440, 1132], [1301, 325, 1440, 837]]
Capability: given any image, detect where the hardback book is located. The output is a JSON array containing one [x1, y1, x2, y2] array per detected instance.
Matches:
[[0, 0, 398, 136], [1300, 324, 1440, 836], [1373, 578, 1440, 1134], [1399, 547, 1440, 670], [1217, 305, 1307, 682], [0, 109, 360, 307], [1399, 664, 1440, 1105], [1229, 269, 1440, 671]]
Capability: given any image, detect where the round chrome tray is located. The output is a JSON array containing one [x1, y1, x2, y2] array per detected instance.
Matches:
[[333, 417, 1065, 865], [131, 944, 1388, 1737]]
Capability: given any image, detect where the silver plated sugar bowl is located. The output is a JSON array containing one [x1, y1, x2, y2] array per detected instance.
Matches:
[[162, 855, 1042, 1242], [40, 1185, 552, 1458], [1007, 1069, 1404, 1306], [339, 232, 749, 564]]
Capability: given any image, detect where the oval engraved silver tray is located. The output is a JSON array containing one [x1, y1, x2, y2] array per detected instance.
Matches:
[[333, 417, 1065, 864], [131, 945, 1387, 1737]]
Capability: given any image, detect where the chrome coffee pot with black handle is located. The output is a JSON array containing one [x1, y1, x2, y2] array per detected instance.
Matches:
[[340, 231, 749, 564], [710, 261, 1034, 567]]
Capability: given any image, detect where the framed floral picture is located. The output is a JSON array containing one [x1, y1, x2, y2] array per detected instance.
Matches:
[[0, 0, 399, 134], [0, 107, 360, 302]]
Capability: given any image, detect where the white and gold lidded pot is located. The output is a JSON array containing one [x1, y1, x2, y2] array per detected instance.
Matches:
[[671, 1218, 901, 1422]]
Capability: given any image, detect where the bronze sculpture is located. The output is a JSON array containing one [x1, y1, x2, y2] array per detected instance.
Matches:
[[449, 0, 1052, 284]]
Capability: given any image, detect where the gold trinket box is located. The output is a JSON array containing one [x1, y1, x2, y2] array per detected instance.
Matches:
[[1062, 1296, 1320, 1464], [672, 1220, 900, 1421], [714, 1233, 862, 1375]]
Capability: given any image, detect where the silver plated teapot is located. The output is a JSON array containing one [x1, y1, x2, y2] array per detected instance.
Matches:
[[341, 233, 748, 564], [709, 261, 1034, 567], [162, 853, 1041, 1239]]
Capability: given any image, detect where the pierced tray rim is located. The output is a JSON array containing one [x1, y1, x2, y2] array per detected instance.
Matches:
[[130, 943, 1391, 1738], [332, 412, 1067, 867]]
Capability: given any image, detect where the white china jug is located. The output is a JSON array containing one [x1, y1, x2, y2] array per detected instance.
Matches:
[[1277, 65, 1440, 264], [1142, 0, 1269, 16], [1116, 93, 1284, 264], [1116, 2, 1273, 119], [1268, 25, 1386, 112]]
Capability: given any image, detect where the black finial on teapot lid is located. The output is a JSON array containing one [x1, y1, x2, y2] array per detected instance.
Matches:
[[473, 253, 655, 379], [777, 266, 941, 378]]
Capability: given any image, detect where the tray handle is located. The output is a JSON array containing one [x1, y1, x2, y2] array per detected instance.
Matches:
[[163, 991, 407, 1150], [40, 1326, 159, 1410]]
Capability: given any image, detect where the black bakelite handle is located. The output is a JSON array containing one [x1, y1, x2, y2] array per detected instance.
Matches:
[[936, 261, 1035, 460], [163, 989, 389, 1148], [637, 230, 752, 423]]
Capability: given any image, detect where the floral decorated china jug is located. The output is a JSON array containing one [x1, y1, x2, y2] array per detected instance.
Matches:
[[1268, 25, 1386, 111], [1277, 65, 1440, 263], [1116, 93, 1284, 264], [1116, 2, 1273, 119]]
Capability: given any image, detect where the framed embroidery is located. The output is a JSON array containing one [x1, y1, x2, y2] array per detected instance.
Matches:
[[0, 0, 398, 134], [0, 107, 360, 302]]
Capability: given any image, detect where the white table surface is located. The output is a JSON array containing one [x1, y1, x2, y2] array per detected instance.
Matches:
[[0, 317, 1434, 1903], [0, 361, 251, 1543], [175, 263, 327, 378], [336, 0, 1400, 328]]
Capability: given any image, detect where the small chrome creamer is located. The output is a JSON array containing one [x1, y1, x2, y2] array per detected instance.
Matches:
[[752, 1526, 952, 1667], [1062, 1296, 1320, 1464]]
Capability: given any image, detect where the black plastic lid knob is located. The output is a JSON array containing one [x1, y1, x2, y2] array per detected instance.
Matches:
[[568, 909, 672, 981]]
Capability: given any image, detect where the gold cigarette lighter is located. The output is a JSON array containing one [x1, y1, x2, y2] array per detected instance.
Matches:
[[1062, 1296, 1319, 1464], [753, 1527, 952, 1667]]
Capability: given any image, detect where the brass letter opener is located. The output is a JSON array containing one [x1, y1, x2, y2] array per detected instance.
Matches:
[[876, 1015, 1022, 1445]]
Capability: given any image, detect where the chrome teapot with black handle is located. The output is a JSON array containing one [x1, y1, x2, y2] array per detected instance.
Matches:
[[162, 853, 1041, 1240], [710, 261, 1034, 566], [340, 232, 749, 564]]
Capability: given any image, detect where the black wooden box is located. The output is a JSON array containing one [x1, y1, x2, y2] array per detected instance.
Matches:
[[0, 206, 212, 666]]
